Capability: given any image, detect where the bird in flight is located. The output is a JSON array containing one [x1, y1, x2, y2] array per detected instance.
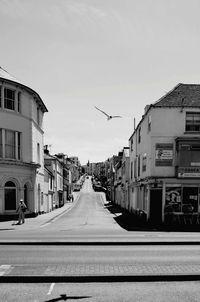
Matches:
[[94, 106, 122, 121]]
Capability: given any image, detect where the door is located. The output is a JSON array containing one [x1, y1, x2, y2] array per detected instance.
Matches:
[[149, 189, 163, 225]]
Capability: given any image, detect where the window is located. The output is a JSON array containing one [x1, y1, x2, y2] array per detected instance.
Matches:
[[37, 143, 40, 164], [148, 115, 151, 132], [0, 86, 1, 108], [186, 112, 200, 132], [138, 127, 141, 143], [17, 132, 21, 160], [17, 92, 21, 113], [138, 155, 140, 177], [37, 107, 40, 125], [5, 130, 15, 158], [130, 138, 133, 151], [134, 158, 137, 178], [130, 161, 133, 179], [0, 130, 2, 157], [142, 153, 147, 172], [0, 129, 21, 159], [4, 88, 15, 111]]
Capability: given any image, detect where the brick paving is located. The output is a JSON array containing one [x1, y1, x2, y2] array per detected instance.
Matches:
[[3, 263, 200, 277]]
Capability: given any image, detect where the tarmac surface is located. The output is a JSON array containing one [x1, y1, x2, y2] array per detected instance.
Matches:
[[1, 191, 200, 282]]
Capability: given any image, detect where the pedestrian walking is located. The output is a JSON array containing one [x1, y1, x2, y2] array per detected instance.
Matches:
[[16, 199, 27, 225]]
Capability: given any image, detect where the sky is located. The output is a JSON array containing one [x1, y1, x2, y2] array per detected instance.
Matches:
[[1, 0, 200, 165]]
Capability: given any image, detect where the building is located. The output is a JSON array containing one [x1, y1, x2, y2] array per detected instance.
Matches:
[[129, 83, 200, 225], [43, 165, 54, 213], [113, 151, 123, 207], [0, 67, 48, 219], [121, 147, 130, 210], [54, 153, 72, 203], [44, 149, 63, 209]]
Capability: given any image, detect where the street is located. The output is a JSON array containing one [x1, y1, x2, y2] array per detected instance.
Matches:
[[1, 178, 200, 301]]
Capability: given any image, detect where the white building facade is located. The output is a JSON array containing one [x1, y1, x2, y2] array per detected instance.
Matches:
[[0, 67, 48, 219], [129, 84, 200, 225]]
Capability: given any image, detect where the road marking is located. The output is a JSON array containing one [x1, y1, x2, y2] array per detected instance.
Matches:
[[0, 265, 11, 276], [47, 283, 55, 295]]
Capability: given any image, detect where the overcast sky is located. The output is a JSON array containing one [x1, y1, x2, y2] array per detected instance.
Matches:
[[1, 0, 200, 164]]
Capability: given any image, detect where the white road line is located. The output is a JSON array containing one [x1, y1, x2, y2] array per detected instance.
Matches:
[[0, 265, 11, 276], [47, 283, 55, 295]]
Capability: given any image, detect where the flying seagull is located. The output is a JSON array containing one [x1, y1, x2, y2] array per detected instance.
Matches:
[[94, 106, 122, 121]]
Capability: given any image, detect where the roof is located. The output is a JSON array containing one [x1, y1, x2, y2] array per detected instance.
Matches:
[[0, 66, 48, 112], [153, 83, 200, 107], [129, 83, 200, 141]]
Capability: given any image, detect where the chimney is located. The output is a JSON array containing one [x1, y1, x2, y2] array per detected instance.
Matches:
[[144, 105, 150, 114]]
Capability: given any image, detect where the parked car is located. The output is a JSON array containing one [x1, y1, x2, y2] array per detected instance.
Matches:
[[93, 184, 107, 193]]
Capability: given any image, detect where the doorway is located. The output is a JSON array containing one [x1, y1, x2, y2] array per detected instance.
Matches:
[[149, 189, 163, 225], [4, 181, 17, 211]]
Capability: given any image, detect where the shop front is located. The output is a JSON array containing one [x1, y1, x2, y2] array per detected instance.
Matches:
[[164, 183, 200, 225]]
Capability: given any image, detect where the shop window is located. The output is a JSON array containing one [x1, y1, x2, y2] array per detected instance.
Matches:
[[185, 112, 200, 132], [4, 181, 17, 211], [165, 186, 181, 213], [4, 88, 15, 111], [182, 187, 198, 213]]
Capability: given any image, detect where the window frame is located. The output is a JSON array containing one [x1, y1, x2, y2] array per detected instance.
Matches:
[[142, 153, 147, 172], [185, 112, 200, 132], [4, 88, 15, 111]]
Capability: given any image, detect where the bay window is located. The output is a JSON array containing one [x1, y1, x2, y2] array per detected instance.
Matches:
[[0, 129, 21, 160]]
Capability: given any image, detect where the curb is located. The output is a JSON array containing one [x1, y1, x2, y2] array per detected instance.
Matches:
[[0, 241, 200, 245], [40, 192, 81, 226], [1, 274, 200, 283]]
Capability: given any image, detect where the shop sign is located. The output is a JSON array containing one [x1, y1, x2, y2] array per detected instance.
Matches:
[[178, 167, 200, 178], [155, 143, 173, 166]]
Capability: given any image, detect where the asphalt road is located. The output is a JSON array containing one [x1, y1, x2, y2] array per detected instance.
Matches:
[[1, 281, 200, 302], [1, 178, 200, 243], [1, 178, 200, 302]]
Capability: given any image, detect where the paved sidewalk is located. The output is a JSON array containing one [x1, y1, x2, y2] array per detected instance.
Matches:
[[0, 192, 80, 231], [5, 263, 200, 276], [1, 263, 200, 282]]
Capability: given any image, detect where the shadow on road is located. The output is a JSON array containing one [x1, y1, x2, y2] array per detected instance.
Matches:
[[104, 202, 200, 232], [104, 202, 155, 231], [45, 294, 92, 301]]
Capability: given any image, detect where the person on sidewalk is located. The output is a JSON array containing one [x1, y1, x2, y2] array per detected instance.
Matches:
[[16, 199, 27, 225]]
